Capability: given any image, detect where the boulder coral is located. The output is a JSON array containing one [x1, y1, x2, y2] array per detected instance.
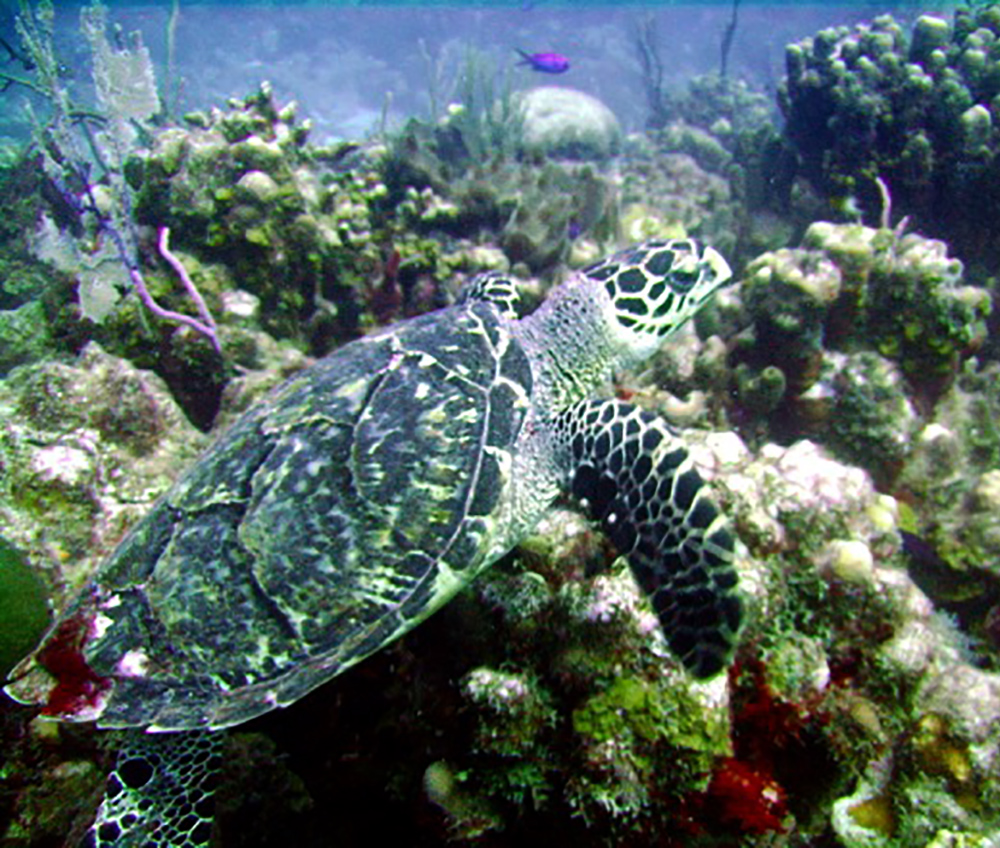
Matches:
[[517, 86, 622, 161], [0, 343, 207, 606]]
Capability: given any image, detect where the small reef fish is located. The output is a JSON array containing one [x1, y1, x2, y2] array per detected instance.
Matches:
[[516, 48, 570, 74]]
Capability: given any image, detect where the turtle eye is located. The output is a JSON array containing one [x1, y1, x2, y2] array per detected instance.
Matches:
[[598, 240, 732, 341]]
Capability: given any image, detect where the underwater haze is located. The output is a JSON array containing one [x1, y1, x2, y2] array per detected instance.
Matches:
[[2, 2, 934, 142]]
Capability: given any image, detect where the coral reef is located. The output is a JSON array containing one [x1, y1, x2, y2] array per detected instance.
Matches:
[[10, 406, 998, 845], [617, 134, 735, 256], [383, 117, 619, 274], [645, 72, 785, 238], [779, 5, 1000, 267], [695, 433, 1000, 846], [730, 220, 991, 485], [321, 429, 999, 845], [127, 79, 624, 362], [631, 23, 794, 262], [3, 4, 1000, 846], [128, 83, 399, 348], [892, 361, 1000, 668]]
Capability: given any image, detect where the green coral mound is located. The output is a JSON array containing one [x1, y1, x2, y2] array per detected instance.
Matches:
[[802, 222, 990, 382], [0, 536, 50, 679], [740, 222, 990, 396], [733, 221, 989, 484], [779, 5, 1000, 264]]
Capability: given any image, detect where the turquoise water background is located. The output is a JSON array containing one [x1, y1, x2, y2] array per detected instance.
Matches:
[[1, 1, 942, 143]]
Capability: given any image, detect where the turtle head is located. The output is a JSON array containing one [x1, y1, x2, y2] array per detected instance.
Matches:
[[584, 239, 732, 360]]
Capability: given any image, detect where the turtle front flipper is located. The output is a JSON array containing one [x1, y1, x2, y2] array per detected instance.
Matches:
[[558, 399, 742, 678]]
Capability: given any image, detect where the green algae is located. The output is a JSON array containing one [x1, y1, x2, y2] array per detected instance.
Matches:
[[573, 675, 731, 764], [0, 536, 50, 679]]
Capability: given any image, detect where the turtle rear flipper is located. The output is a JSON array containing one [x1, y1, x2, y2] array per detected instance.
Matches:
[[92, 730, 221, 847], [560, 399, 742, 678]]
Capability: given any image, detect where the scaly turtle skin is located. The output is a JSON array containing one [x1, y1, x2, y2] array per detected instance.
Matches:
[[6, 239, 741, 736]]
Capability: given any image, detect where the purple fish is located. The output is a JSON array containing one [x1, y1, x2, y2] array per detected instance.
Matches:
[[516, 48, 570, 74]]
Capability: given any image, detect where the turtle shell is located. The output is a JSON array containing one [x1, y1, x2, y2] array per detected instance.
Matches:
[[9, 300, 533, 731]]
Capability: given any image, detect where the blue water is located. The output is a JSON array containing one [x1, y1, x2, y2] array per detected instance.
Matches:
[[1, 2, 932, 144]]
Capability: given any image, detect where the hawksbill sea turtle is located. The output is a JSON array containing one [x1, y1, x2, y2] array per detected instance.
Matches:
[[4, 238, 743, 845]]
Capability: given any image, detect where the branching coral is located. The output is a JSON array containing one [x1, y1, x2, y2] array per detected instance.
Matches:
[[142, 228, 220, 352], [15, 2, 222, 353]]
